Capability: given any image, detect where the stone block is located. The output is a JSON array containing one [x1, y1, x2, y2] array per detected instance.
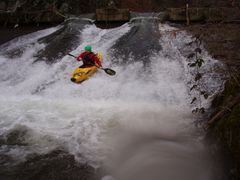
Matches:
[[96, 8, 130, 21], [167, 8, 206, 22], [167, 7, 240, 22], [0, 1, 7, 10]]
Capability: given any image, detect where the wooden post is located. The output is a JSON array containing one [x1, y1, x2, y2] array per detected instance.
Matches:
[[186, 3, 190, 25]]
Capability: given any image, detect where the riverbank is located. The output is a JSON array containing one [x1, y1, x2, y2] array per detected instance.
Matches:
[[0, 24, 57, 45], [183, 22, 240, 180]]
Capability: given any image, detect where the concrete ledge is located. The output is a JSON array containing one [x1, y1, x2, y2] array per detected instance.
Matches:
[[96, 8, 130, 22], [167, 7, 240, 22]]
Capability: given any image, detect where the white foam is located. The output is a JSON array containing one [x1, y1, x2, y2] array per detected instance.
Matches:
[[0, 22, 225, 176]]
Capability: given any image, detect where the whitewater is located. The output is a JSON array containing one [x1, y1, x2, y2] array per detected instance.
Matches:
[[0, 18, 225, 180]]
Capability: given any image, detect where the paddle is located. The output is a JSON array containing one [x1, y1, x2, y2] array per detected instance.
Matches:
[[68, 53, 116, 76]]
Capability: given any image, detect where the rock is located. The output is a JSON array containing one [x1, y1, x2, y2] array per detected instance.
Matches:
[[0, 150, 99, 180], [0, 1, 7, 11]]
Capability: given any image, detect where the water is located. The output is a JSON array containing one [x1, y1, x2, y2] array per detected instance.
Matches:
[[0, 18, 225, 179]]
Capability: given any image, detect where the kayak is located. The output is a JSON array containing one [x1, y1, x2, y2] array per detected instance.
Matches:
[[70, 53, 102, 83]]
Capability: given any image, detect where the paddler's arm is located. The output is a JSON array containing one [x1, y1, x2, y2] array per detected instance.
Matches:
[[76, 52, 85, 61], [94, 56, 102, 67]]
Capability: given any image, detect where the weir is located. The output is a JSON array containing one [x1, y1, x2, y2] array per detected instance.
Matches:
[[0, 16, 227, 179]]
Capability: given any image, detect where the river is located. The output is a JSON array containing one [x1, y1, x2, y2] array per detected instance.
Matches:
[[0, 17, 226, 180]]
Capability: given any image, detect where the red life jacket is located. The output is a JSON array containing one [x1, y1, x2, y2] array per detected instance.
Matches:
[[81, 52, 96, 66]]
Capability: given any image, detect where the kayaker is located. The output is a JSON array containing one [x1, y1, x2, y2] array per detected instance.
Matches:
[[76, 45, 102, 68]]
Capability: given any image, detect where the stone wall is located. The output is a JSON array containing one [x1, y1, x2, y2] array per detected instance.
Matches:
[[0, 0, 101, 25], [183, 22, 240, 180], [167, 7, 240, 22], [1, 0, 240, 25], [118, 0, 240, 11]]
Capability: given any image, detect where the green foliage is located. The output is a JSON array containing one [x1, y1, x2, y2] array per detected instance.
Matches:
[[190, 84, 197, 91], [188, 59, 204, 68], [192, 107, 205, 114], [188, 62, 196, 67], [191, 97, 197, 104], [194, 73, 202, 81], [187, 40, 211, 114], [196, 58, 204, 67], [200, 91, 209, 99]]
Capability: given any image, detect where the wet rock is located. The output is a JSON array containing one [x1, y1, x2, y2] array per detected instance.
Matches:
[[0, 125, 31, 146], [0, 150, 99, 180]]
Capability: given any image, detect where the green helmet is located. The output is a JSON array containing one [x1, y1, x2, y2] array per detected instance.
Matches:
[[84, 45, 92, 52]]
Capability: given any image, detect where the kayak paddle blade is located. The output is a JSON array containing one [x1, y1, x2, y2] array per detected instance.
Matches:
[[104, 68, 116, 76]]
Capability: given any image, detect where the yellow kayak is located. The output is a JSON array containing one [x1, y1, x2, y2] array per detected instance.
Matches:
[[70, 53, 102, 83]]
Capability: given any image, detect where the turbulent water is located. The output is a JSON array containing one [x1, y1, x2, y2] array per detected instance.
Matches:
[[0, 18, 226, 180]]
